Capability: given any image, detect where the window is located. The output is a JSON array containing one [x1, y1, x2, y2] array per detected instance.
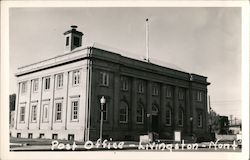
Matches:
[[21, 82, 27, 94], [28, 133, 33, 139], [73, 37, 80, 46], [166, 107, 172, 126], [71, 100, 79, 121], [178, 90, 184, 100], [197, 91, 202, 102], [31, 105, 37, 122], [33, 79, 39, 92], [55, 102, 62, 121], [66, 37, 69, 46], [17, 133, 21, 138], [73, 70, 80, 86], [42, 104, 49, 122], [119, 101, 128, 123], [20, 106, 25, 122], [44, 77, 50, 90], [152, 86, 159, 96], [100, 72, 109, 86], [166, 87, 172, 98], [39, 133, 45, 139], [136, 105, 144, 124], [56, 74, 63, 88], [197, 112, 203, 128], [138, 81, 144, 93], [178, 108, 184, 126], [121, 77, 129, 91], [52, 134, 58, 140], [68, 134, 75, 141]]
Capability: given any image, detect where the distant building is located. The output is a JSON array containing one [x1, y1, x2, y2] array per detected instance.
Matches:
[[12, 26, 210, 141], [219, 116, 229, 134]]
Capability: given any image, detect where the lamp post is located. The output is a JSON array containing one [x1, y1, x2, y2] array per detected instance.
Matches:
[[100, 96, 106, 143], [190, 117, 193, 136], [147, 113, 151, 134]]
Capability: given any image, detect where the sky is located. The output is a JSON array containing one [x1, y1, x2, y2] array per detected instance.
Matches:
[[9, 7, 242, 119]]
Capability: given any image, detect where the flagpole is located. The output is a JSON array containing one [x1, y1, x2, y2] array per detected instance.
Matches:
[[146, 18, 149, 62]]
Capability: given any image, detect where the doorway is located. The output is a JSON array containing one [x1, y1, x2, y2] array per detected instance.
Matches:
[[152, 115, 159, 132]]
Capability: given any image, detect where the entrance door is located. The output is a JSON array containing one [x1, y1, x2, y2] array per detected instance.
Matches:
[[152, 115, 159, 132], [151, 104, 159, 133]]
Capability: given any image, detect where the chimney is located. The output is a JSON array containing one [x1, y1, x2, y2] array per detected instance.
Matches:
[[63, 25, 84, 52]]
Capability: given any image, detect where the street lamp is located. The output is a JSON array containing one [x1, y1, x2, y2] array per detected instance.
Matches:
[[100, 96, 106, 143], [147, 113, 151, 134], [190, 117, 193, 136]]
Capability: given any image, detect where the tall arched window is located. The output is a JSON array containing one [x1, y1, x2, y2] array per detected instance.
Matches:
[[178, 108, 184, 126], [166, 107, 172, 126], [119, 101, 128, 123], [136, 104, 144, 124]]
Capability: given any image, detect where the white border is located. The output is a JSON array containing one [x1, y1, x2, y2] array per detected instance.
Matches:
[[1, 1, 249, 160]]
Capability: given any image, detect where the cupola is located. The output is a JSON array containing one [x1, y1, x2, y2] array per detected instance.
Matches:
[[63, 25, 83, 52]]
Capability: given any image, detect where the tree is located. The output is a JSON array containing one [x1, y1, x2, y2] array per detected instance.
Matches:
[[9, 94, 16, 124], [9, 94, 16, 111], [208, 109, 221, 134]]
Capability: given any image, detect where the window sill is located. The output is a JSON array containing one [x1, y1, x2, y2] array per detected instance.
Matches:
[[71, 119, 79, 122], [99, 84, 109, 88], [137, 92, 144, 94], [119, 121, 128, 124], [72, 84, 80, 87], [136, 122, 144, 125], [56, 87, 63, 90]]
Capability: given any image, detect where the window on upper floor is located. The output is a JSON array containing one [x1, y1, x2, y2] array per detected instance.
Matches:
[[73, 70, 80, 86], [138, 81, 144, 93], [21, 82, 27, 94], [166, 87, 172, 98], [178, 90, 184, 100], [152, 86, 159, 96], [33, 79, 39, 92], [121, 76, 129, 91], [56, 73, 63, 88], [197, 91, 202, 102], [44, 77, 50, 90], [100, 72, 109, 87]]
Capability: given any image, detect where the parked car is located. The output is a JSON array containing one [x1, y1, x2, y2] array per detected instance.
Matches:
[[236, 131, 242, 148]]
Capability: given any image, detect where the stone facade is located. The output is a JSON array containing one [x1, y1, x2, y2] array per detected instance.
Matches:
[[12, 27, 210, 141]]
